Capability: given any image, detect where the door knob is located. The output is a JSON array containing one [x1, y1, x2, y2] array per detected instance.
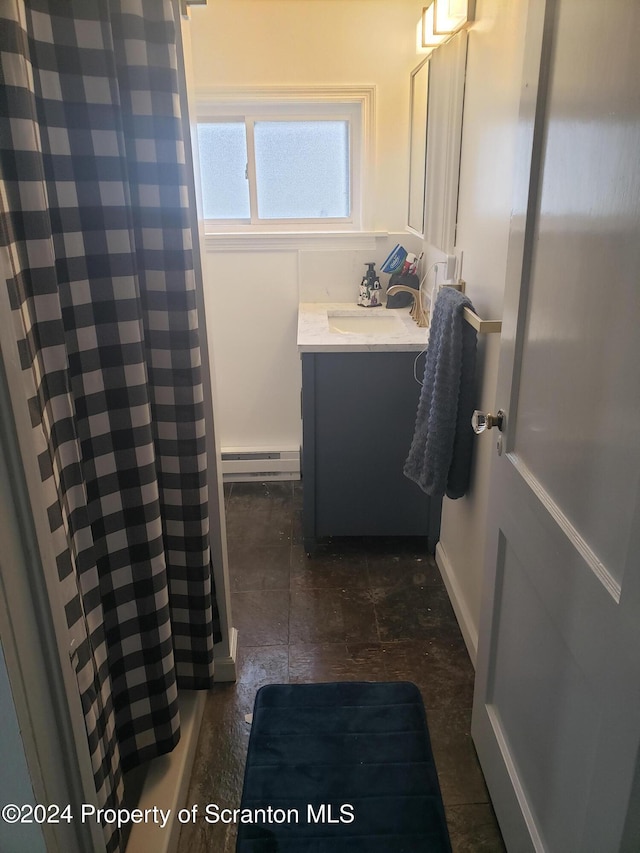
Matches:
[[472, 409, 505, 434]]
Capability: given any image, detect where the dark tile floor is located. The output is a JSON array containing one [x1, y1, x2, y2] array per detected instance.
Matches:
[[178, 481, 505, 853]]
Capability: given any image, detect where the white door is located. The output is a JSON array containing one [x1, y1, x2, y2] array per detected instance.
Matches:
[[472, 1, 640, 851]]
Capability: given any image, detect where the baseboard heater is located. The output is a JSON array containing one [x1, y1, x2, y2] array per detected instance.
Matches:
[[220, 447, 301, 482]]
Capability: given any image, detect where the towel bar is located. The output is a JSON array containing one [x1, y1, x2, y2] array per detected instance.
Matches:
[[462, 307, 502, 334], [440, 282, 502, 334]]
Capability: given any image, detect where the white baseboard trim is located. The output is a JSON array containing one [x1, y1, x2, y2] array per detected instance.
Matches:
[[213, 626, 238, 682], [435, 541, 478, 668], [125, 690, 206, 853]]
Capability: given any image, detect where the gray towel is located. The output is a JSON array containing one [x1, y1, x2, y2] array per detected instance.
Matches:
[[404, 287, 478, 499]]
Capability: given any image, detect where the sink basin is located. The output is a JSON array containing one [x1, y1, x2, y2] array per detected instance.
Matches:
[[327, 311, 401, 335], [297, 303, 428, 352]]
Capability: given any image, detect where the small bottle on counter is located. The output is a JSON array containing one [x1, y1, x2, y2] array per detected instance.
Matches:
[[357, 262, 382, 307]]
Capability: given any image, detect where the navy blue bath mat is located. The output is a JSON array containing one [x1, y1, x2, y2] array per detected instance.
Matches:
[[236, 681, 451, 852]]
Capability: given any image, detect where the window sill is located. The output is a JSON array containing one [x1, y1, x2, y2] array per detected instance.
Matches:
[[203, 230, 389, 252]]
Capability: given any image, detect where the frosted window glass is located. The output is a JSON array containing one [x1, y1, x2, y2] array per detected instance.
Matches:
[[197, 123, 250, 219], [254, 121, 350, 219]]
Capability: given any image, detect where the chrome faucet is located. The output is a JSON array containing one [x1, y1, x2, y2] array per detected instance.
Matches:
[[386, 285, 429, 327]]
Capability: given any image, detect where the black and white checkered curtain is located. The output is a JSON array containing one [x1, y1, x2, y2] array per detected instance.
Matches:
[[0, 1, 219, 850]]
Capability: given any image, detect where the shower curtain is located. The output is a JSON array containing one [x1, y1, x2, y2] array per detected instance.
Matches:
[[0, 1, 219, 850]]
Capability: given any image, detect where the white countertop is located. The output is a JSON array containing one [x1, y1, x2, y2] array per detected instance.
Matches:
[[297, 302, 430, 353]]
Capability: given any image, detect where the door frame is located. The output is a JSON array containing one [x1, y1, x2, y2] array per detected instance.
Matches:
[[0, 251, 106, 853]]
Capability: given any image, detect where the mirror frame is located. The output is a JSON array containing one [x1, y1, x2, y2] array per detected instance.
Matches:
[[407, 56, 430, 237]]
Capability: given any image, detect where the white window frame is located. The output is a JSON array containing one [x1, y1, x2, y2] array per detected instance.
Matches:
[[195, 86, 375, 236]]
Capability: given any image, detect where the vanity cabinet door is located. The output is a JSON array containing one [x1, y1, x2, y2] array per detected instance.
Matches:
[[301, 352, 441, 553]]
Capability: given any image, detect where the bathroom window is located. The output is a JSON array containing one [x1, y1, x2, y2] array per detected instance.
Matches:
[[196, 91, 371, 232]]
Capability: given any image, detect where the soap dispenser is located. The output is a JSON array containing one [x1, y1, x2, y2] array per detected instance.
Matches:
[[358, 262, 382, 307]]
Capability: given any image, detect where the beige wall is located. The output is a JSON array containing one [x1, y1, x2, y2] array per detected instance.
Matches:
[[428, 0, 528, 662], [190, 0, 426, 232]]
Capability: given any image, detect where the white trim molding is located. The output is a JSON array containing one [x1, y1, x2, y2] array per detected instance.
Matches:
[[125, 691, 207, 853], [180, 0, 207, 17], [195, 84, 377, 233], [204, 229, 388, 252], [435, 540, 478, 666]]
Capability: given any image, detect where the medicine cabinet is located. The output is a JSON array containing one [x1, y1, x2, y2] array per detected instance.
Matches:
[[407, 30, 468, 253]]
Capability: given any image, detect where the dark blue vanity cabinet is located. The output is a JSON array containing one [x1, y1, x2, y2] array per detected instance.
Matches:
[[301, 351, 442, 555]]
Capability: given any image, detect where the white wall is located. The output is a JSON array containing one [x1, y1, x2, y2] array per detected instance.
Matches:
[[425, 0, 528, 661], [190, 0, 426, 231], [190, 1, 425, 454], [201, 233, 421, 452], [202, 250, 300, 449]]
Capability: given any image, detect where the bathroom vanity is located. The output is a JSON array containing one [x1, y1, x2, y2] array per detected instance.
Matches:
[[297, 303, 442, 555]]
